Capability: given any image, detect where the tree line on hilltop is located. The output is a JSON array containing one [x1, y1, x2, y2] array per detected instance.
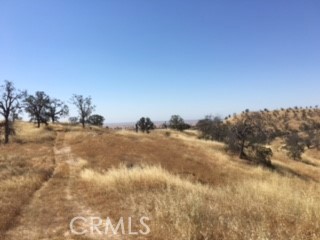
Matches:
[[0, 80, 105, 144]]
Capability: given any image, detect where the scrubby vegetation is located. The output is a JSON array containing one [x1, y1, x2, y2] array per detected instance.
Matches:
[[196, 107, 320, 166]]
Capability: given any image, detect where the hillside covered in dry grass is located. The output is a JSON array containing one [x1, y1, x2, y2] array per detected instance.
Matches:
[[228, 107, 320, 132], [0, 111, 320, 239]]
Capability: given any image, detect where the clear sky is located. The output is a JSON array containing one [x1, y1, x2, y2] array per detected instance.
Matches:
[[0, 0, 319, 123]]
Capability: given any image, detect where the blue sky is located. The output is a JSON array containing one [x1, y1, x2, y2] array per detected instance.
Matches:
[[0, 0, 319, 123]]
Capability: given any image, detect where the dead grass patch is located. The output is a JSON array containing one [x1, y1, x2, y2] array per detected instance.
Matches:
[[77, 164, 320, 240], [12, 121, 56, 144], [66, 129, 263, 186], [0, 122, 55, 237]]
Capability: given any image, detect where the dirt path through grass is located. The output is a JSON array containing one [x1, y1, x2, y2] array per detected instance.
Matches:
[[4, 132, 116, 240]]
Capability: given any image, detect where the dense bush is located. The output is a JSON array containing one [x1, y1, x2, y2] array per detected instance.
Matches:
[[169, 115, 190, 131], [87, 114, 105, 126], [136, 117, 154, 133], [285, 133, 305, 160], [196, 116, 228, 142]]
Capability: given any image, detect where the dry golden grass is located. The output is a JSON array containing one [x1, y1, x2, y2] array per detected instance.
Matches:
[[270, 137, 320, 182], [66, 129, 256, 186], [66, 127, 320, 239], [229, 108, 320, 132], [0, 176, 40, 232], [0, 122, 55, 237], [11, 121, 56, 144], [1, 121, 320, 239], [80, 164, 207, 193], [77, 164, 320, 240]]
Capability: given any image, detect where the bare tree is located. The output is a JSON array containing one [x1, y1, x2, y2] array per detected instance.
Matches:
[[0, 80, 26, 143], [71, 94, 95, 128], [47, 98, 69, 123], [24, 91, 50, 128]]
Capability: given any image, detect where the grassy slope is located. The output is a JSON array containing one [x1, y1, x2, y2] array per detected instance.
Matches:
[[0, 117, 319, 239], [228, 107, 320, 131], [66, 126, 320, 239]]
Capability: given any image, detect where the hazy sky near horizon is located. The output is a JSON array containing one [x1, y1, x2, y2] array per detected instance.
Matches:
[[1, 0, 319, 123]]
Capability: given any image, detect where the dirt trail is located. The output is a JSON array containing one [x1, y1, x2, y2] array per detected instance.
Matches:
[[4, 132, 119, 240]]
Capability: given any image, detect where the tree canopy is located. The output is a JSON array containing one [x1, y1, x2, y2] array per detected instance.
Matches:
[[71, 94, 95, 128], [87, 114, 105, 126], [136, 117, 154, 133], [24, 91, 50, 128], [169, 115, 190, 131], [47, 98, 69, 123], [0, 80, 26, 143]]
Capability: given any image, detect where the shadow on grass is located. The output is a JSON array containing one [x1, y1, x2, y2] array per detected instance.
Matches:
[[272, 163, 319, 182], [301, 159, 320, 167]]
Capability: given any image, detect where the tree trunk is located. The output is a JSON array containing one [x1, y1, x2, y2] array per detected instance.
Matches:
[[239, 139, 246, 159], [37, 118, 41, 128], [4, 118, 10, 144]]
